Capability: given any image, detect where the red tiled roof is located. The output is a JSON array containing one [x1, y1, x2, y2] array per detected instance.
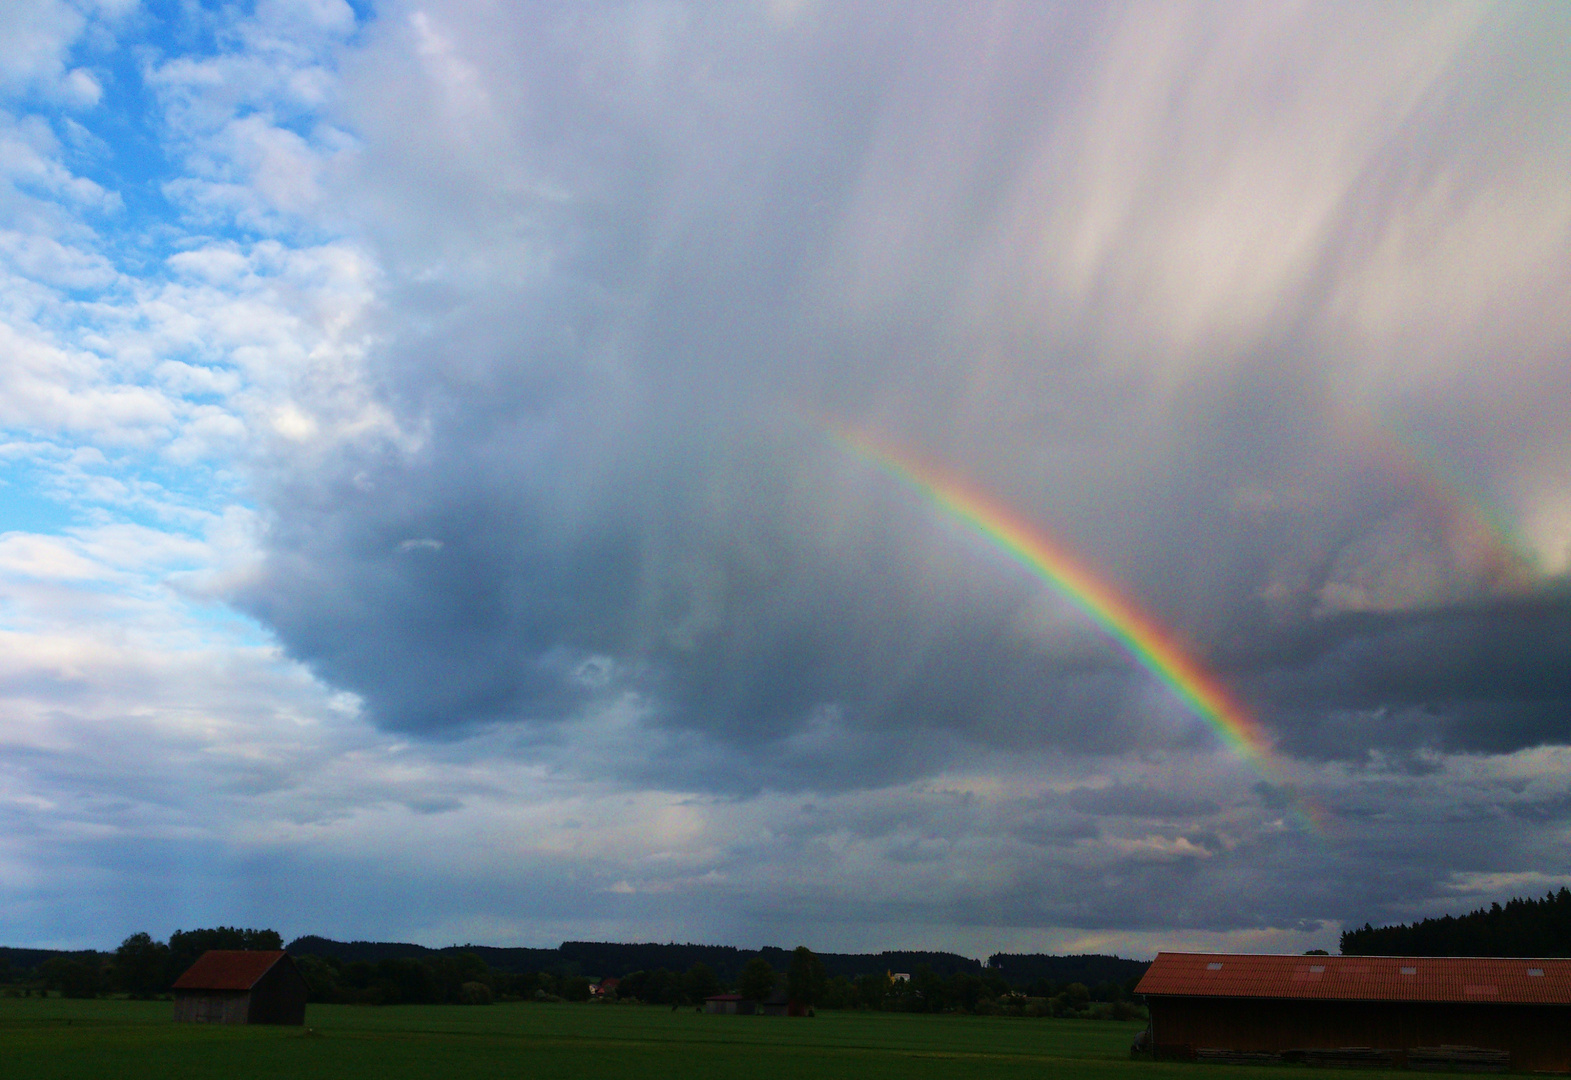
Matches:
[[1137, 952, 1571, 1005], [171, 950, 289, 991]]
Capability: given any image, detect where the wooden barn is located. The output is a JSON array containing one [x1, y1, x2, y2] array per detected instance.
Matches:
[[704, 993, 754, 1014], [171, 950, 307, 1025], [1137, 952, 1571, 1072]]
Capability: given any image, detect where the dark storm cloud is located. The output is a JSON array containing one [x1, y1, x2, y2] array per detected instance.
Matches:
[[240, 415, 1163, 767], [1242, 588, 1571, 759], [232, 1, 1571, 792]]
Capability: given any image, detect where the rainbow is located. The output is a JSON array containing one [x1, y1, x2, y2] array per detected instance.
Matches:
[[831, 423, 1326, 832], [1352, 415, 1536, 591]]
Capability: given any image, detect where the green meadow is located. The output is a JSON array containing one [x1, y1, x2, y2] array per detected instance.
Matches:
[[0, 997, 1407, 1080]]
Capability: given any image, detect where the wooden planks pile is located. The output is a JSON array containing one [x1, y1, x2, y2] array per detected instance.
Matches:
[[1195, 1049, 1284, 1065], [1407, 1046, 1511, 1072], [1286, 1047, 1402, 1068], [1194, 1045, 1512, 1071]]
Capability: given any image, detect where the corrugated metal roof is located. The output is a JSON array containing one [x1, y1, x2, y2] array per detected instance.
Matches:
[[1137, 952, 1571, 1005], [171, 950, 289, 991]]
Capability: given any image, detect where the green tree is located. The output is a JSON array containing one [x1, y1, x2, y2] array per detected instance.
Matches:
[[372, 957, 438, 1004], [821, 975, 855, 1010], [166, 927, 283, 984], [40, 956, 103, 998], [618, 967, 681, 1004], [911, 965, 945, 1012], [949, 971, 986, 1012], [114, 932, 169, 997], [854, 971, 891, 1009], [342, 960, 375, 996], [429, 953, 490, 1003], [682, 962, 720, 1003], [737, 957, 777, 1002], [293, 954, 344, 1003], [786, 946, 826, 1007]]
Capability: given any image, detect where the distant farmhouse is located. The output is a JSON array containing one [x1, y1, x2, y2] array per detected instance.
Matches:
[[704, 993, 752, 1014], [1138, 952, 1571, 1072], [172, 950, 307, 1025]]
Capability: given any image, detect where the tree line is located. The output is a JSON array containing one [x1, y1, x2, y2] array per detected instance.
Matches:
[[293, 944, 1142, 1016], [1, 931, 1145, 1018], [716, 949, 1144, 1018], [1342, 888, 1571, 957], [285, 935, 1018, 983], [286, 937, 1145, 1013]]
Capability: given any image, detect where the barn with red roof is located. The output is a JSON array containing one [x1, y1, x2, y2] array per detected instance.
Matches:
[[1137, 952, 1571, 1072], [171, 950, 307, 1025]]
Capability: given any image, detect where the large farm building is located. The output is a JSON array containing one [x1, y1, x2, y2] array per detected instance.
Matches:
[[1137, 953, 1571, 1072]]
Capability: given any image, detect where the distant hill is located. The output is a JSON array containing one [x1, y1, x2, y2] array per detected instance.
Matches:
[[286, 936, 1134, 986], [0, 946, 106, 974], [985, 953, 1149, 989], [286, 936, 558, 973], [1342, 888, 1571, 957]]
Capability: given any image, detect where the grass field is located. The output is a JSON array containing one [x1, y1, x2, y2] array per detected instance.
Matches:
[[0, 996, 1408, 1080]]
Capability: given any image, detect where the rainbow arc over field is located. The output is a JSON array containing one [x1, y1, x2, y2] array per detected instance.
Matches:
[[831, 423, 1327, 833]]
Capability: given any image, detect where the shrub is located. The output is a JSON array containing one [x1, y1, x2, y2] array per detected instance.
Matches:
[[459, 981, 494, 1005], [1111, 1000, 1146, 1021]]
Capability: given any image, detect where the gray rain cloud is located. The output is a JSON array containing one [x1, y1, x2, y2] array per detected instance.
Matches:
[[235, 1, 1571, 797]]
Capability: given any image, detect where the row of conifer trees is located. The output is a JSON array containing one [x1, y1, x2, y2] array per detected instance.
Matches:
[[1341, 889, 1571, 957]]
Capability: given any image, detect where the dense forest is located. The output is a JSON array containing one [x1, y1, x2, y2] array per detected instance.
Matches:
[[986, 953, 1149, 987], [0, 931, 1147, 1018], [1341, 889, 1571, 956]]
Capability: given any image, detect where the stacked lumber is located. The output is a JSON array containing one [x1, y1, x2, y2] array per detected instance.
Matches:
[[1185, 1043, 1510, 1072], [1303, 1047, 1400, 1068], [1407, 1046, 1511, 1072], [1195, 1049, 1283, 1065]]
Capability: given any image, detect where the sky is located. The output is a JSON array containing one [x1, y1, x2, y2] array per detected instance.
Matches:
[[1, 0, 1569, 958]]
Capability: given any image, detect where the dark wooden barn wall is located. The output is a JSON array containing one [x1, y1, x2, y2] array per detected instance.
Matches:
[[1149, 997, 1571, 1073], [246, 958, 308, 1025], [172, 989, 249, 1024]]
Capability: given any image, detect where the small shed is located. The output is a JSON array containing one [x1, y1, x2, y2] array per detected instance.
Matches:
[[172, 950, 307, 1025], [704, 993, 755, 1015], [1137, 952, 1571, 1073]]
